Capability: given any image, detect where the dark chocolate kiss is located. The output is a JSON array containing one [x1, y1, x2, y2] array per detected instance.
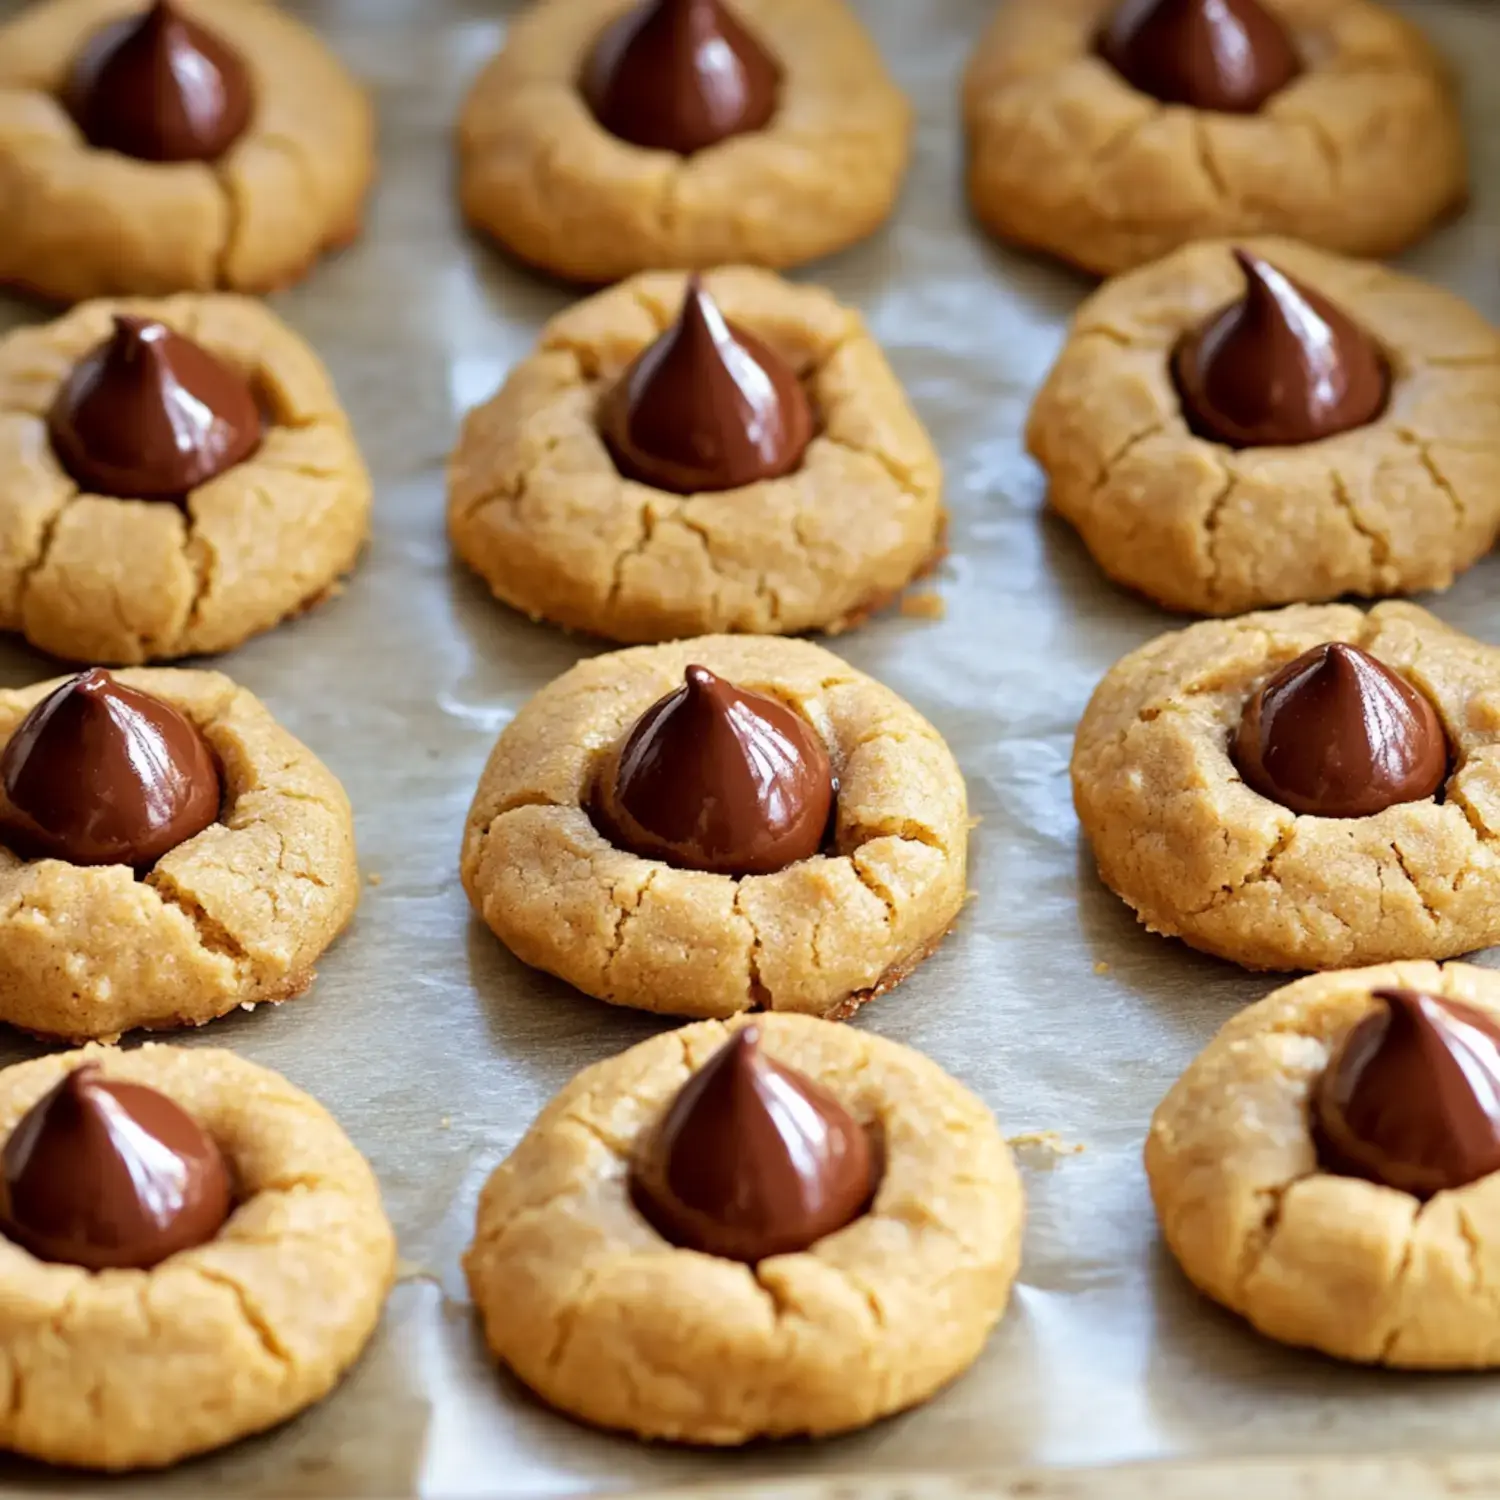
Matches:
[[1234, 643, 1447, 820], [1174, 249, 1390, 449], [593, 664, 834, 876], [582, 0, 780, 155], [48, 315, 263, 501], [631, 1027, 876, 1262], [1099, 0, 1300, 114], [1316, 990, 1500, 1199], [0, 1064, 231, 1270], [599, 277, 813, 495], [65, 0, 254, 164], [1, 669, 221, 868]]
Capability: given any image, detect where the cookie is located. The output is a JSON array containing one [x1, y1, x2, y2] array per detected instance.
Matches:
[[1072, 602, 1500, 973], [0, 1043, 394, 1469], [0, 0, 373, 302], [0, 293, 371, 664], [964, 0, 1466, 276], [462, 635, 968, 1019], [1028, 239, 1500, 616], [1148, 962, 1500, 1367], [465, 1012, 1023, 1443], [0, 666, 359, 1042], [456, 0, 911, 283], [449, 267, 943, 643]]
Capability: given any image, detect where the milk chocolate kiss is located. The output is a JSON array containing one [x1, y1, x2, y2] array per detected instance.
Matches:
[[66, 0, 254, 163], [631, 1027, 876, 1262], [599, 277, 813, 495], [49, 316, 262, 501], [1, 669, 221, 868], [0, 1065, 231, 1270], [582, 0, 780, 155], [1099, 0, 1300, 113], [1234, 643, 1447, 820], [593, 665, 834, 876], [1175, 250, 1389, 449], [1316, 990, 1500, 1198]]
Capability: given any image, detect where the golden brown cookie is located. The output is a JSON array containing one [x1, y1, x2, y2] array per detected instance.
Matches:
[[0, 293, 371, 664], [1028, 239, 1500, 616], [1072, 602, 1500, 973], [449, 267, 943, 643], [0, 0, 374, 302], [0, 1043, 394, 1469], [0, 667, 359, 1041], [1147, 962, 1500, 1367], [462, 635, 968, 1019], [456, 0, 911, 282], [964, 0, 1466, 276], [465, 1012, 1023, 1443]]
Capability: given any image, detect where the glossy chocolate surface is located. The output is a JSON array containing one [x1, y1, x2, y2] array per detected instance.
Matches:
[[48, 315, 263, 501], [1099, 0, 1300, 114], [582, 0, 779, 155], [1316, 989, 1500, 1198], [1175, 249, 1389, 449], [1234, 643, 1448, 820], [66, 0, 254, 164], [599, 277, 813, 495], [631, 1027, 876, 1262], [1, 669, 221, 868], [593, 664, 834, 876], [0, 1064, 231, 1270]]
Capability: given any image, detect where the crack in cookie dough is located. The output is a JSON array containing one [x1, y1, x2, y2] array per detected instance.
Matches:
[[1074, 602, 1500, 972], [0, 667, 359, 1041], [465, 1013, 1023, 1444], [449, 267, 944, 643], [1149, 964, 1500, 1367], [462, 637, 967, 1020], [0, 1045, 393, 1470], [965, 0, 1466, 275], [0, 0, 373, 301], [1031, 239, 1500, 616], [457, 0, 911, 283]]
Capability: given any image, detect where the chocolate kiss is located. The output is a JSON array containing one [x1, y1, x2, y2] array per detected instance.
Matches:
[[2, 668, 221, 868], [582, 0, 780, 155], [1316, 990, 1500, 1199], [593, 664, 834, 876], [0, 1064, 231, 1270], [48, 315, 263, 501], [631, 1027, 876, 1262], [1174, 250, 1389, 449], [1234, 643, 1447, 820], [599, 277, 813, 495], [1099, 0, 1300, 114], [65, 0, 254, 164]]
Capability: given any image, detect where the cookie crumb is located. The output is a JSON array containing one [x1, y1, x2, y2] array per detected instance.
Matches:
[[900, 590, 946, 620], [440, 1116, 452, 1129], [1007, 1130, 1085, 1164], [367, 872, 384, 887], [1094, 961, 1110, 975]]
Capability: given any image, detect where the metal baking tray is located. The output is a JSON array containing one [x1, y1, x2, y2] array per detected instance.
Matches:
[[2, 0, 1500, 1494]]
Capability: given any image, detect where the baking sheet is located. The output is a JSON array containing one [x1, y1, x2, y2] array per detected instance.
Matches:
[[1, 0, 1500, 1494]]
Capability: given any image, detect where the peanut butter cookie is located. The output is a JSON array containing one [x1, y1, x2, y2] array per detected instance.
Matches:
[[0, 0, 373, 302], [465, 1013, 1023, 1443], [462, 635, 968, 1020], [456, 0, 911, 282], [1148, 963, 1500, 1367], [965, 0, 1466, 276], [0, 666, 359, 1042], [449, 268, 943, 643], [1072, 602, 1500, 973], [1029, 239, 1500, 616], [0, 293, 371, 664], [0, 1043, 394, 1469]]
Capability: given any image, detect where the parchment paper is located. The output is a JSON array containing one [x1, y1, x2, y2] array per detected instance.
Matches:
[[0, 0, 1498, 1494]]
